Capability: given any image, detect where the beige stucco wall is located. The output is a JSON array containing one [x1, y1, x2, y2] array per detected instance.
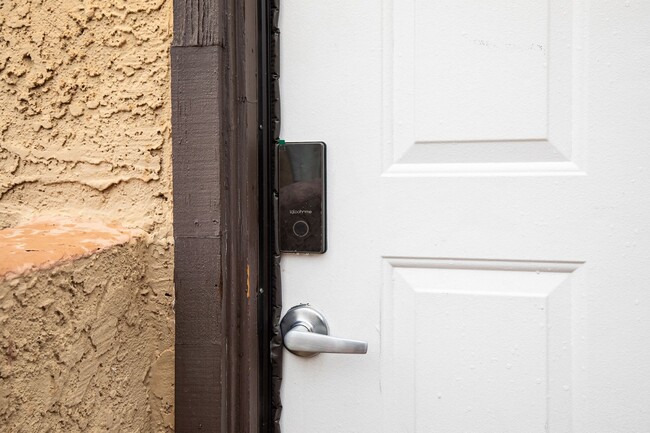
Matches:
[[0, 0, 172, 235], [0, 0, 174, 430], [0, 236, 174, 432]]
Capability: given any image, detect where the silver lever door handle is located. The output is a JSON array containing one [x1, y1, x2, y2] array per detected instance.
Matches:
[[284, 325, 368, 355], [280, 304, 368, 357]]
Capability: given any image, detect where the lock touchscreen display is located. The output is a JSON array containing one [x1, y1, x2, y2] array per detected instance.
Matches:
[[277, 141, 326, 253]]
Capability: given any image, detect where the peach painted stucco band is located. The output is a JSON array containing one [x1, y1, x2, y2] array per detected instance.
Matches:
[[0, 218, 141, 281]]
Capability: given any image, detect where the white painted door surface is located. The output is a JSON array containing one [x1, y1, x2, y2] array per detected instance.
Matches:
[[279, 1, 650, 432]]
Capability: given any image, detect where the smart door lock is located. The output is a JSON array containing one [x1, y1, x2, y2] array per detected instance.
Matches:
[[277, 141, 326, 253]]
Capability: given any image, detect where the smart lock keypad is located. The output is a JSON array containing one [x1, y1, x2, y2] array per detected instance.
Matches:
[[277, 142, 326, 253]]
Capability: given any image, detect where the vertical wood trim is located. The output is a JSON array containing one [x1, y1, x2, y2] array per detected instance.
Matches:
[[172, 0, 224, 47], [172, 0, 260, 431]]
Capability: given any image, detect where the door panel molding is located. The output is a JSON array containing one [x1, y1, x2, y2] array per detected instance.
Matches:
[[381, 257, 583, 432], [381, 0, 587, 177]]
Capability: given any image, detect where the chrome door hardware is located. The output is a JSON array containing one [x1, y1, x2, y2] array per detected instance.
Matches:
[[280, 304, 368, 357]]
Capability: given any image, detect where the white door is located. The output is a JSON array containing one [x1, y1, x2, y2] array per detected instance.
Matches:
[[279, 1, 650, 432]]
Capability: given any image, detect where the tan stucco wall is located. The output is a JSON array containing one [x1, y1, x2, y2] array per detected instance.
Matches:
[[0, 236, 174, 432], [0, 0, 172, 235], [0, 0, 174, 430]]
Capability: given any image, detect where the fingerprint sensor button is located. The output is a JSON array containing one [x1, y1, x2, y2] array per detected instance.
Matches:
[[292, 220, 309, 237]]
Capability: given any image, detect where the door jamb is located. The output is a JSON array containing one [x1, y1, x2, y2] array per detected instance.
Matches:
[[171, 0, 272, 431]]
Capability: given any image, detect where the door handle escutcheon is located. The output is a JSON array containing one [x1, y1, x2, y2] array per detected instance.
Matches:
[[280, 304, 368, 357]]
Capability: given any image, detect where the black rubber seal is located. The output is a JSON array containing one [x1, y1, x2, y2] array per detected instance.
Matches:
[[259, 0, 282, 431]]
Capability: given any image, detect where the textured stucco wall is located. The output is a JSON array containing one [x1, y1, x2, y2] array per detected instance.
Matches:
[[0, 0, 174, 430], [0, 0, 172, 237], [0, 239, 174, 432]]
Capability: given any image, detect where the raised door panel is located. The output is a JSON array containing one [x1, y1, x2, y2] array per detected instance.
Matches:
[[384, 0, 585, 175], [382, 258, 581, 432]]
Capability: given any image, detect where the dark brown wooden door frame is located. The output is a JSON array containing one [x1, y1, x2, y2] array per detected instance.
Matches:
[[171, 0, 282, 431]]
